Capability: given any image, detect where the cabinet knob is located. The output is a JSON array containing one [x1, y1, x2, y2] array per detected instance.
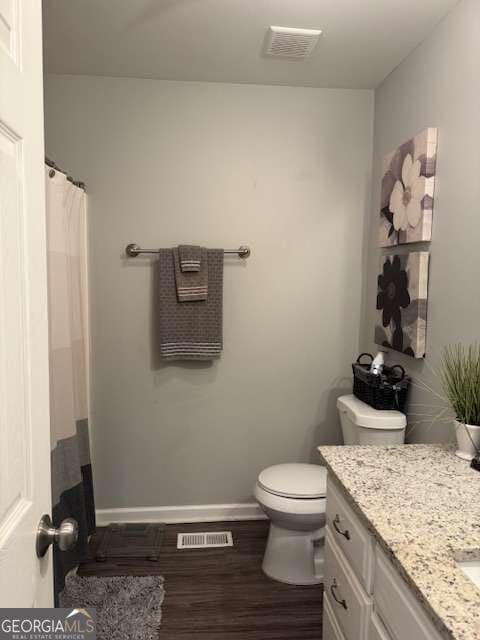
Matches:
[[330, 578, 348, 610], [333, 514, 351, 540]]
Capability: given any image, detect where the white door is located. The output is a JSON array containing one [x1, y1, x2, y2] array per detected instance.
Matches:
[[0, 1, 53, 606]]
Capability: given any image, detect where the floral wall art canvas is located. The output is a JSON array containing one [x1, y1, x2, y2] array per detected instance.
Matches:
[[379, 128, 437, 247], [375, 252, 429, 359]]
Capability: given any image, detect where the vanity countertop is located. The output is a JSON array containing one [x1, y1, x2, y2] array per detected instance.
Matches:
[[317, 444, 480, 640]]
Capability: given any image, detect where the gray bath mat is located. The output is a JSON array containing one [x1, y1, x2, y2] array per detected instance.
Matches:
[[60, 574, 165, 640]]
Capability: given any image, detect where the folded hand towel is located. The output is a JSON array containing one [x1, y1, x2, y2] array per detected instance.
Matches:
[[158, 249, 223, 361], [178, 245, 201, 272], [173, 247, 208, 302]]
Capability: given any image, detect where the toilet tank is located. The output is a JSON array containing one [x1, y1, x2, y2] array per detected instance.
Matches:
[[337, 395, 407, 445]]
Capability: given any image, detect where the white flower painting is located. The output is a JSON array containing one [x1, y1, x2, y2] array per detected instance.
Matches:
[[379, 128, 437, 247]]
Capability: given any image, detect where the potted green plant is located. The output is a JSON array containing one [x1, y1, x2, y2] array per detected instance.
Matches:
[[441, 344, 480, 461]]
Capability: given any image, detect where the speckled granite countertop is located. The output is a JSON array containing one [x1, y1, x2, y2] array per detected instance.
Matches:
[[317, 444, 480, 640]]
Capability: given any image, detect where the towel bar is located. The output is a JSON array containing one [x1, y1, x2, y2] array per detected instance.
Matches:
[[125, 244, 251, 259]]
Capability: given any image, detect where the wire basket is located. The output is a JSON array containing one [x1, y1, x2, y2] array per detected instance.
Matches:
[[352, 353, 410, 412]]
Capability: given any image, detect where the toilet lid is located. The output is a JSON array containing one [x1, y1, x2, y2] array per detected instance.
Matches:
[[258, 463, 327, 499]]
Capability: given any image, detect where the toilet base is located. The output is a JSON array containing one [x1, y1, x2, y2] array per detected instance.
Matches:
[[262, 523, 324, 585]]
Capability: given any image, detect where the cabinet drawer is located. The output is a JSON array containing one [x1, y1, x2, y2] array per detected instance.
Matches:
[[374, 547, 443, 640], [324, 528, 372, 640], [323, 592, 347, 640], [326, 477, 374, 592], [368, 613, 392, 640]]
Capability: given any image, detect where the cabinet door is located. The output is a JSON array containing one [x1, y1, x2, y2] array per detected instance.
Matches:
[[324, 529, 372, 640], [374, 547, 443, 640], [323, 593, 346, 640], [368, 613, 393, 640], [326, 478, 374, 592]]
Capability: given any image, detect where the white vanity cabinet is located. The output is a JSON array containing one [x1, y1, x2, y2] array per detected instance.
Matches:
[[323, 478, 444, 640]]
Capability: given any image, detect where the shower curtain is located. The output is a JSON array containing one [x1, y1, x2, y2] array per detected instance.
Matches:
[[45, 166, 96, 600]]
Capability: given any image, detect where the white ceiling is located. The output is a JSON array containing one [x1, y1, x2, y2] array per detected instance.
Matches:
[[43, 0, 459, 89]]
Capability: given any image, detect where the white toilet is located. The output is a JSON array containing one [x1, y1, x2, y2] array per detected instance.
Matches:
[[254, 394, 406, 585], [254, 463, 327, 585]]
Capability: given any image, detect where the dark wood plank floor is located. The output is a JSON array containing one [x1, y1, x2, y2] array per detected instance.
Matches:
[[79, 520, 323, 639]]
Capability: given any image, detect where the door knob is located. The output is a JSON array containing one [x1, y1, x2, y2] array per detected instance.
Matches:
[[36, 514, 79, 558]]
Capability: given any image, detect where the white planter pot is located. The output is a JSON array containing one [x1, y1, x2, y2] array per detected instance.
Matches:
[[454, 420, 480, 461]]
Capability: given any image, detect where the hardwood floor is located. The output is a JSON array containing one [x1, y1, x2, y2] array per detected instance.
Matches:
[[79, 520, 323, 639]]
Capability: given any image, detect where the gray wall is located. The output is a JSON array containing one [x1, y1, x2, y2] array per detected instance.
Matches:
[[45, 75, 373, 508], [360, 0, 480, 442]]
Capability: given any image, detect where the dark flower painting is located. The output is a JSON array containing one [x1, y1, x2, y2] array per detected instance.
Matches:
[[379, 128, 437, 247], [375, 252, 429, 359]]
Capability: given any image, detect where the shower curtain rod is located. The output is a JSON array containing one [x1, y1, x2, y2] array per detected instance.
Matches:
[[125, 243, 251, 259], [45, 157, 86, 190]]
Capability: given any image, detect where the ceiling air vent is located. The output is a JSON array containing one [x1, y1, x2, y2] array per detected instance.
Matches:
[[265, 26, 322, 60]]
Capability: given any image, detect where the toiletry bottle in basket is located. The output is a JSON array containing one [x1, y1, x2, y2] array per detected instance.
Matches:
[[370, 351, 385, 376]]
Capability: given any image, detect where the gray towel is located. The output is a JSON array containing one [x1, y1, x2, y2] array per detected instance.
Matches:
[[173, 247, 208, 301], [158, 248, 223, 360], [178, 244, 201, 272]]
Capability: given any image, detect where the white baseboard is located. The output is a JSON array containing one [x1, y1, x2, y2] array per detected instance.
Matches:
[[96, 502, 267, 526]]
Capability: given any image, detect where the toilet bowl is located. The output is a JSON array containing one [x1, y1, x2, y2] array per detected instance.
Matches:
[[254, 463, 327, 585]]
